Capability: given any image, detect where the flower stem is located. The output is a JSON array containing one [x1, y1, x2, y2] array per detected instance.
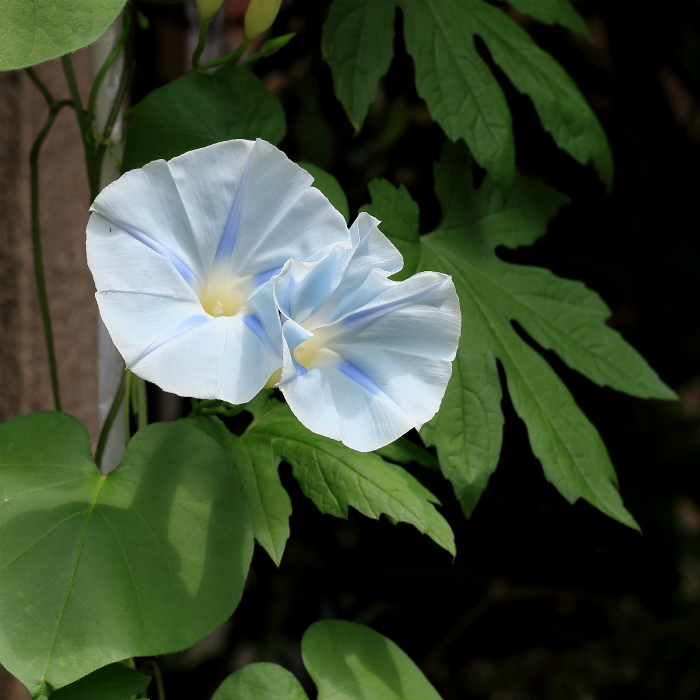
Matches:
[[61, 55, 98, 196], [200, 40, 249, 70], [139, 660, 165, 700], [192, 21, 209, 69], [30, 99, 73, 413], [95, 369, 127, 469], [25, 67, 55, 106]]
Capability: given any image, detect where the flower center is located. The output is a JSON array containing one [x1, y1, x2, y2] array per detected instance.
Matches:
[[200, 273, 250, 318], [293, 329, 337, 369]]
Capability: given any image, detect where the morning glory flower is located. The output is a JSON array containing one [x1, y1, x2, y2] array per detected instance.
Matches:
[[86, 138, 349, 404], [273, 213, 461, 451]]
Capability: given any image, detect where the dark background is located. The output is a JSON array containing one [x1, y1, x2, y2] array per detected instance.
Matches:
[[133, 1, 700, 698]]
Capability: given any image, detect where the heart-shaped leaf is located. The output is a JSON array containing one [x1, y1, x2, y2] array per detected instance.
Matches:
[[212, 620, 444, 699], [49, 664, 150, 700], [0, 412, 253, 697]]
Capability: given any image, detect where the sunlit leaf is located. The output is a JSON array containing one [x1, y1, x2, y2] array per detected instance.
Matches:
[[212, 621, 444, 699], [212, 663, 308, 700], [122, 66, 285, 171], [186, 414, 292, 566], [0, 1, 126, 71], [363, 143, 675, 526], [0, 413, 253, 696], [245, 402, 455, 555]]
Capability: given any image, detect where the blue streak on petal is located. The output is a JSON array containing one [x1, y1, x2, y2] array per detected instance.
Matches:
[[336, 360, 405, 413], [337, 360, 384, 397], [254, 265, 284, 286], [243, 314, 279, 357], [103, 216, 196, 286], [128, 315, 209, 368], [340, 279, 445, 330], [213, 151, 252, 266], [337, 360, 407, 412], [295, 362, 308, 376]]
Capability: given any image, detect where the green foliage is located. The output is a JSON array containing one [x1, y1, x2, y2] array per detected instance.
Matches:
[[185, 414, 292, 567], [298, 163, 350, 222], [213, 620, 443, 699], [189, 400, 455, 558], [359, 180, 421, 281], [247, 402, 455, 555], [323, 0, 611, 186], [212, 663, 309, 700], [0, 413, 253, 696], [507, 0, 589, 35], [321, 0, 396, 132], [122, 66, 285, 172], [49, 664, 150, 700], [375, 437, 438, 469], [362, 144, 675, 527], [0, 1, 126, 71]]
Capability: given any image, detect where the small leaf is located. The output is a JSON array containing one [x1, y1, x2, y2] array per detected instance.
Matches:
[[303, 620, 443, 700], [321, 0, 396, 131], [375, 437, 438, 469], [260, 33, 295, 57], [49, 664, 150, 700], [246, 403, 455, 555], [122, 66, 285, 172], [0, 412, 253, 695], [359, 179, 420, 280], [212, 663, 309, 700], [186, 414, 292, 566], [507, 0, 590, 37], [0, 1, 126, 71], [298, 163, 350, 223]]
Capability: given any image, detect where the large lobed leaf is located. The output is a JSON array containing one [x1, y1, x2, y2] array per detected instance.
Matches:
[[212, 620, 443, 700], [49, 664, 150, 700], [122, 65, 285, 172], [0, 0, 126, 71], [0, 413, 253, 697], [362, 144, 675, 528], [196, 400, 455, 558], [323, 0, 611, 186]]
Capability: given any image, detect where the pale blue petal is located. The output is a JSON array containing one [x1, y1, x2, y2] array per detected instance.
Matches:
[[91, 158, 208, 285], [128, 312, 281, 404], [244, 276, 283, 357], [279, 360, 411, 452], [273, 247, 347, 324], [279, 272, 461, 450], [95, 290, 208, 370], [224, 141, 350, 279], [279, 318, 313, 384], [87, 214, 200, 301], [304, 213, 403, 327]]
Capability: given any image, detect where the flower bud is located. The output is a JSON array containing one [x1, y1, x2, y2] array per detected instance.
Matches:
[[197, 0, 224, 24], [244, 0, 282, 42]]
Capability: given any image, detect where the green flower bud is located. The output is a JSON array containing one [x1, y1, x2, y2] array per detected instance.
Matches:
[[244, 0, 282, 42], [197, 0, 224, 24]]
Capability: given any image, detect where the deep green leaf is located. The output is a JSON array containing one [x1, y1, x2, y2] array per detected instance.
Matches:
[[0, 1, 126, 71], [359, 179, 420, 280], [363, 143, 674, 525], [122, 66, 285, 171], [324, 0, 610, 185], [298, 163, 350, 223], [50, 664, 150, 700], [212, 663, 309, 700], [507, 0, 590, 36], [375, 437, 438, 469], [0, 412, 253, 695], [303, 620, 443, 700], [246, 404, 455, 555], [185, 414, 291, 566], [321, 0, 396, 130]]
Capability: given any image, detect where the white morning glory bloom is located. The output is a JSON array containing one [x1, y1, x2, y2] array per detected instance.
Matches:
[[273, 212, 461, 451], [86, 138, 349, 404]]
